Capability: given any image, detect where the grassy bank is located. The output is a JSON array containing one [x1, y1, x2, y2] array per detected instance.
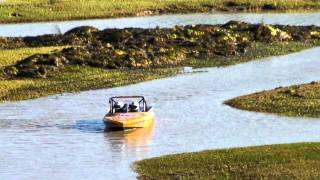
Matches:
[[1, 41, 319, 102], [0, 65, 178, 102], [0, 46, 67, 67], [134, 142, 320, 179], [182, 41, 320, 68], [225, 81, 320, 118], [0, 0, 320, 23]]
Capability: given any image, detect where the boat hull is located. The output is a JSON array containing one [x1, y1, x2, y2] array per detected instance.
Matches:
[[104, 110, 154, 129]]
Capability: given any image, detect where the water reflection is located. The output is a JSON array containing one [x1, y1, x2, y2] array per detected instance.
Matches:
[[72, 119, 153, 152], [105, 123, 154, 147], [103, 124, 154, 163]]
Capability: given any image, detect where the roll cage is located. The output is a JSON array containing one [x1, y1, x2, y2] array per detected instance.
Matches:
[[108, 96, 150, 113]]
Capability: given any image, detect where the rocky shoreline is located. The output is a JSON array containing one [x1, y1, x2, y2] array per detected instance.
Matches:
[[1, 21, 320, 79]]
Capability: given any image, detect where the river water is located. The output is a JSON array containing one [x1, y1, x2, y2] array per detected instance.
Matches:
[[1, 14, 320, 179], [0, 13, 320, 37]]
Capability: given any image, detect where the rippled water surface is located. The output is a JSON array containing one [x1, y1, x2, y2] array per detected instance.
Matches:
[[0, 13, 319, 37], [1, 14, 320, 179]]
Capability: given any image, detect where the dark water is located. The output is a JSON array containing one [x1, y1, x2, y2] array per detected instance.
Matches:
[[1, 14, 320, 179]]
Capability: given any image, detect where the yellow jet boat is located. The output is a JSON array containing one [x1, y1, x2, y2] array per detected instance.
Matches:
[[104, 96, 154, 129]]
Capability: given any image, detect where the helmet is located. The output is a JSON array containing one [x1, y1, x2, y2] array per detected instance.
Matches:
[[129, 102, 139, 112], [114, 101, 124, 109]]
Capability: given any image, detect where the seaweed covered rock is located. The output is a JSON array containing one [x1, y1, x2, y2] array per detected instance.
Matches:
[[2, 21, 318, 51], [23, 34, 63, 47], [4, 53, 67, 78], [0, 37, 8, 48], [4, 21, 320, 79], [222, 21, 253, 31], [310, 31, 320, 38], [256, 25, 292, 41], [63, 26, 99, 45], [3, 66, 19, 77], [0, 35, 63, 49], [274, 25, 320, 41], [65, 26, 99, 36], [0, 37, 25, 49], [99, 29, 133, 43]]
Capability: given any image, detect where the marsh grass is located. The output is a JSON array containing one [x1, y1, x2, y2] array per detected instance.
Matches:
[[134, 142, 320, 179], [183, 41, 320, 68], [225, 81, 320, 118], [0, 0, 320, 23], [0, 46, 66, 67], [0, 40, 319, 102], [0, 66, 179, 102]]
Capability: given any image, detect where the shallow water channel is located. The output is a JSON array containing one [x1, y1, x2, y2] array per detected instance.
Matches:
[[1, 13, 320, 37], [1, 13, 320, 179]]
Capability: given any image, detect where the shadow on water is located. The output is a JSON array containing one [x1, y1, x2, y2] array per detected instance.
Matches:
[[72, 120, 154, 149], [64, 120, 154, 138], [75, 120, 106, 133], [55, 119, 107, 133], [73, 120, 145, 133]]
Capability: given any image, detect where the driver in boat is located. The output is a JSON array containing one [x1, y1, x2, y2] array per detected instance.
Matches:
[[114, 101, 128, 113], [129, 102, 140, 112]]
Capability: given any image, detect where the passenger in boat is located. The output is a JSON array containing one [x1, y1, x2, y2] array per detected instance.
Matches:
[[129, 102, 139, 112], [114, 102, 128, 113]]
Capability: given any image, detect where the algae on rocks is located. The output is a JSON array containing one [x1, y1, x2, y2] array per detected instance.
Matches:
[[2, 21, 320, 79]]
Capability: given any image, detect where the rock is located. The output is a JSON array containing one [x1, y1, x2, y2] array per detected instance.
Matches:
[[0, 37, 8, 48], [10, 12, 22, 17], [99, 29, 132, 43], [17, 64, 40, 78], [256, 25, 292, 41], [114, 49, 125, 56], [23, 34, 62, 47], [136, 10, 153, 16], [4, 21, 320, 79], [63, 47, 92, 65], [48, 55, 65, 67], [17, 54, 42, 66], [225, 1, 240, 7], [3, 66, 19, 77], [64, 26, 99, 36], [222, 21, 252, 30], [310, 31, 320, 38], [63, 26, 98, 44], [262, 4, 277, 10], [38, 66, 47, 78]]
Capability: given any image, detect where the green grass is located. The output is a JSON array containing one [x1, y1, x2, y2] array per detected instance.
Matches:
[[225, 81, 320, 118], [0, 0, 320, 23], [183, 41, 320, 68], [0, 46, 174, 101], [134, 142, 320, 179], [1, 40, 319, 102], [0, 46, 66, 67], [0, 65, 179, 102]]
